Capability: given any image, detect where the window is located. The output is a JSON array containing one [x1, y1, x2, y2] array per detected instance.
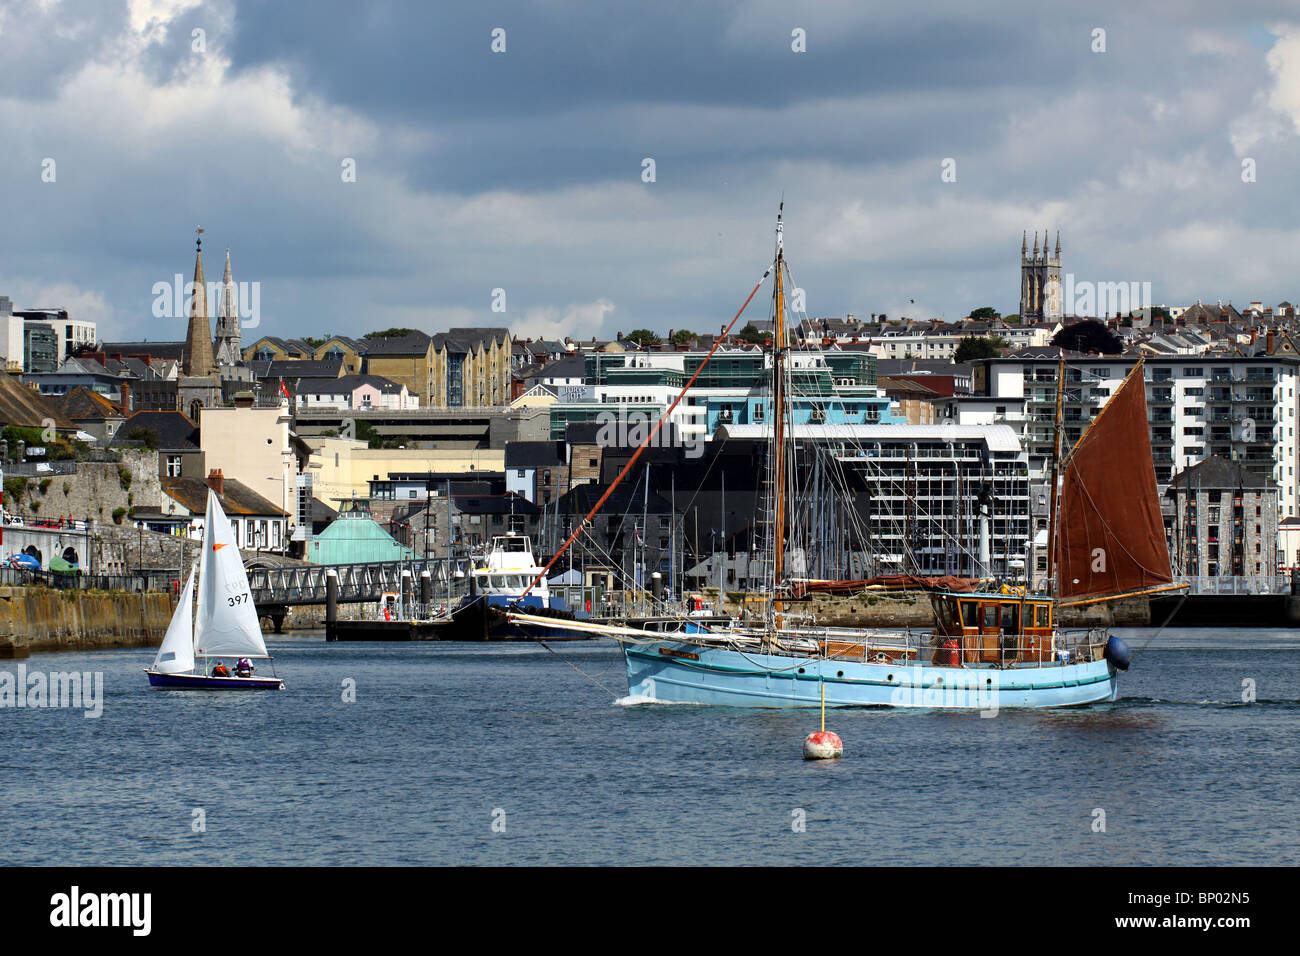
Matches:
[[166, 455, 182, 477], [960, 601, 977, 626], [1184, 367, 1204, 377]]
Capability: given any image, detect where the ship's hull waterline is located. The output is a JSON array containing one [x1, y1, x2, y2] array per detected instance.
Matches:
[[623, 642, 1118, 709]]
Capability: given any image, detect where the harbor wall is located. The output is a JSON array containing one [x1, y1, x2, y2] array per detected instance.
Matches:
[[710, 590, 1151, 628], [0, 585, 175, 657]]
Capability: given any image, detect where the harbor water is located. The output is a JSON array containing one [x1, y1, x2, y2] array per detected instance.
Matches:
[[2, 628, 1298, 866]]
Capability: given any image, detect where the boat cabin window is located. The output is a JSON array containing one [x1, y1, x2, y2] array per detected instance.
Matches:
[[982, 605, 998, 629], [960, 601, 977, 627], [1002, 604, 1020, 634], [1033, 603, 1050, 627], [936, 600, 957, 629]]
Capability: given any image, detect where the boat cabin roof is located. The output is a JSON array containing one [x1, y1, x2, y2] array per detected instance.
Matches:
[[490, 535, 531, 552], [935, 590, 1050, 604]]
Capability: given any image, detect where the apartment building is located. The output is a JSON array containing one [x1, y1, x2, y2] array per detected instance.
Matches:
[[972, 350, 1300, 519]]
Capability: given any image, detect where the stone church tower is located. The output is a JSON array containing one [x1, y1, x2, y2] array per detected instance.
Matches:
[[1019, 230, 1063, 322], [178, 229, 224, 421], [214, 248, 242, 366]]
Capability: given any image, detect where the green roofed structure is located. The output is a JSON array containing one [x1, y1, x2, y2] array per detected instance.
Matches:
[[307, 499, 415, 564]]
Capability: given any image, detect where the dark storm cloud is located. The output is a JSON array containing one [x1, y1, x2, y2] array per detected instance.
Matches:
[[2, 0, 1300, 342]]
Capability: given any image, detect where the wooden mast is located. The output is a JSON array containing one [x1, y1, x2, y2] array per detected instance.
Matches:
[[772, 206, 787, 630], [1045, 353, 1066, 600]]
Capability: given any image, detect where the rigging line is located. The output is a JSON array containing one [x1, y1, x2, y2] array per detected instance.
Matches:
[[1132, 589, 1190, 660], [533, 639, 622, 699], [521, 259, 777, 600]]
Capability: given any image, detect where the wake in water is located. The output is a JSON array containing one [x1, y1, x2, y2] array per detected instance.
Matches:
[[1116, 696, 1300, 709], [614, 694, 698, 706]]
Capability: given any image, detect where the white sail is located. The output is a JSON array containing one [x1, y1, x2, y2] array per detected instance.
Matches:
[[151, 568, 196, 674], [194, 489, 270, 659]]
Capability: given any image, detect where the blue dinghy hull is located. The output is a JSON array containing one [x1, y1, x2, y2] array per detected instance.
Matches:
[[145, 670, 284, 690]]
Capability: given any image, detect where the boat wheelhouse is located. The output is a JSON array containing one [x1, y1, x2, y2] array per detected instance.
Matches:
[[472, 535, 551, 600], [930, 590, 1061, 666]]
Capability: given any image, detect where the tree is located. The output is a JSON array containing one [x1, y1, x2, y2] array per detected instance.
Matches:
[[366, 327, 416, 339], [1002, 313, 1022, 324], [1050, 320, 1123, 355], [737, 322, 766, 344], [953, 335, 1010, 364], [670, 329, 696, 345], [624, 329, 661, 347], [968, 306, 1001, 321]]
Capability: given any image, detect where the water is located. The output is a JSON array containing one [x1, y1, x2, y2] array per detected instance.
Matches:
[[2, 628, 1298, 865]]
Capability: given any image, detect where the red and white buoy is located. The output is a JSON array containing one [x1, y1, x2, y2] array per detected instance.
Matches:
[[803, 678, 843, 759], [803, 729, 843, 759]]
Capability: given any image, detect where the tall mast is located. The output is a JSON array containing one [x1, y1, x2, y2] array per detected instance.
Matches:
[[772, 205, 787, 629], [1045, 353, 1066, 598]]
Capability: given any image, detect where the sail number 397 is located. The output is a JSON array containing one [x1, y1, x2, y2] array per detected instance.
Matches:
[[227, 594, 250, 606]]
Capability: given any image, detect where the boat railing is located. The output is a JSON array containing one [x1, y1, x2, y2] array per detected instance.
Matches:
[[753, 624, 1108, 668], [378, 600, 451, 622]]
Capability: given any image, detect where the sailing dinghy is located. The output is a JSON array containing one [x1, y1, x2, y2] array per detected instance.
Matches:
[[507, 207, 1182, 708], [145, 489, 284, 690]]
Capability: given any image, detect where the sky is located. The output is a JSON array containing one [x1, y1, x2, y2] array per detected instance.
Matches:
[[3, 0, 1300, 345]]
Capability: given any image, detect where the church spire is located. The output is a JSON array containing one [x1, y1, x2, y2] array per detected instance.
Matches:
[[1032, 231, 1039, 257], [1055, 230, 1061, 258], [214, 247, 242, 366], [1022, 231, 1027, 256], [182, 227, 216, 376]]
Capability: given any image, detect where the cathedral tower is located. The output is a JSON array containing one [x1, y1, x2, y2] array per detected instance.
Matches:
[[1019, 230, 1063, 322]]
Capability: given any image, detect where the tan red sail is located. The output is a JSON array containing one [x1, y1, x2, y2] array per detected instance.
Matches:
[[1055, 362, 1173, 603]]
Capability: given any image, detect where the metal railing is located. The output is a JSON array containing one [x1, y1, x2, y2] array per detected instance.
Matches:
[[0, 566, 180, 592], [247, 559, 470, 607], [1172, 574, 1291, 595]]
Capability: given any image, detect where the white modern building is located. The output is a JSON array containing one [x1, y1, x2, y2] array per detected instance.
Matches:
[[973, 350, 1300, 520], [718, 423, 1032, 581]]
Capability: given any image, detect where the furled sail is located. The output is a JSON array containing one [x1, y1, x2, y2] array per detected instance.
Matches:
[[1056, 362, 1173, 602], [152, 568, 196, 674], [194, 489, 270, 659]]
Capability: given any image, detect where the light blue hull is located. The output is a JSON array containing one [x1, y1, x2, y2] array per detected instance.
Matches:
[[624, 643, 1118, 709]]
